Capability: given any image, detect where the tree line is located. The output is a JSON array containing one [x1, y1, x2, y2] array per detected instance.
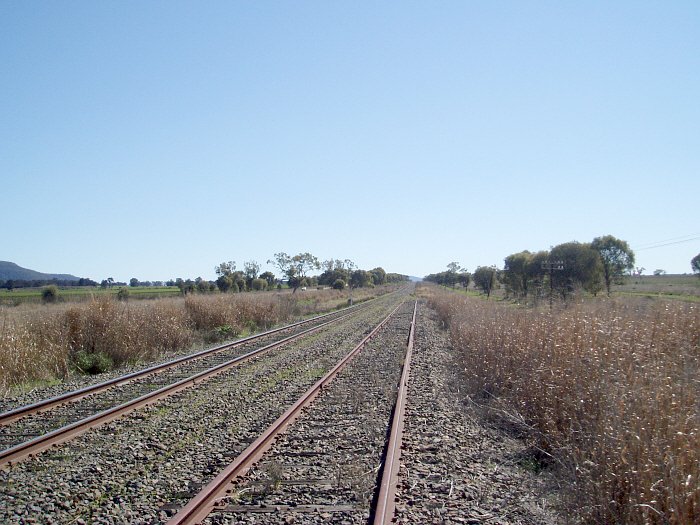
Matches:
[[119, 252, 408, 296], [0, 277, 98, 290], [212, 253, 408, 295], [427, 235, 639, 300]]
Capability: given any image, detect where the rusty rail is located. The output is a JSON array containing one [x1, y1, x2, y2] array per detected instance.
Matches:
[[373, 300, 418, 524], [0, 300, 371, 427], [166, 301, 406, 525], [0, 310, 358, 469]]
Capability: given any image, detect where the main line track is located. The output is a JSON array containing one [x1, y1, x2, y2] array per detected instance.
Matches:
[[0, 296, 385, 468], [167, 300, 418, 525]]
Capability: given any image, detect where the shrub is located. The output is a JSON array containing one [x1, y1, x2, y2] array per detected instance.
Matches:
[[41, 285, 59, 304], [332, 279, 346, 290], [116, 287, 130, 301], [203, 324, 240, 344], [251, 278, 268, 291], [72, 350, 113, 374]]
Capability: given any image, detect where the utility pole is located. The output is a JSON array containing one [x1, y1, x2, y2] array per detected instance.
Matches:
[[541, 260, 564, 309]]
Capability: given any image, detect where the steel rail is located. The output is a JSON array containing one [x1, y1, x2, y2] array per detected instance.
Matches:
[[0, 299, 372, 427], [373, 300, 418, 524], [0, 309, 361, 469], [166, 301, 406, 525]]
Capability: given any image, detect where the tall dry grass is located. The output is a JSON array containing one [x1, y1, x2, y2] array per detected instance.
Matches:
[[425, 287, 699, 524], [0, 286, 387, 394]]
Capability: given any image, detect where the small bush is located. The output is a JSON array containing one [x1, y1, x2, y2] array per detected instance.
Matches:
[[41, 285, 59, 304], [332, 279, 346, 290], [252, 278, 268, 291], [72, 350, 113, 374], [116, 287, 130, 301], [203, 324, 239, 344]]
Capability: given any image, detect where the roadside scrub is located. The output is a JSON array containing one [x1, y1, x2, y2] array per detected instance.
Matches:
[[423, 285, 699, 525]]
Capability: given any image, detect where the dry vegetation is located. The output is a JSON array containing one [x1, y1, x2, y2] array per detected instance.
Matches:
[[0, 287, 383, 394], [422, 285, 699, 524]]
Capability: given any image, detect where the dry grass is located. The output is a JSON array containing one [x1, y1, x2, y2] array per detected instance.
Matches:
[[0, 286, 388, 394], [423, 285, 699, 524]]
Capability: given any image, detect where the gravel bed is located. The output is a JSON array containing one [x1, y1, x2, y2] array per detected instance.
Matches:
[[394, 301, 561, 524], [0, 301, 376, 415], [0, 292, 408, 524], [203, 300, 417, 525]]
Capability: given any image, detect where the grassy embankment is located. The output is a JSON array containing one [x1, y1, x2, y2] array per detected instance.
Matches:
[[421, 284, 698, 524], [0, 286, 386, 395]]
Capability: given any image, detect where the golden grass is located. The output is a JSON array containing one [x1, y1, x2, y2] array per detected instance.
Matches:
[[0, 286, 387, 394], [424, 285, 699, 524]]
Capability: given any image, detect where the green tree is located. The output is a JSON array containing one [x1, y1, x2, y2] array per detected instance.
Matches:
[[473, 266, 497, 298], [215, 261, 237, 292], [350, 269, 372, 289], [692, 253, 700, 277], [527, 251, 550, 301], [550, 242, 603, 298], [129, 278, 139, 287], [591, 235, 635, 295], [244, 260, 260, 289], [445, 262, 463, 287], [319, 259, 354, 286], [215, 261, 236, 278], [502, 251, 532, 298], [216, 275, 233, 293], [332, 278, 346, 290], [268, 252, 321, 293], [458, 272, 470, 289], [195, 277, 210, 293], [260, 271, 276, 287], [370, 267, 386, 286]]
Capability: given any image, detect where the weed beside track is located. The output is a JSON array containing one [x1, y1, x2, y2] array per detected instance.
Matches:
[[423, 285, 699, 524]]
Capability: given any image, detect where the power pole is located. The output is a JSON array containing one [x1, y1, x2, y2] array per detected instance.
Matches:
[[541, 260, 564, 309]]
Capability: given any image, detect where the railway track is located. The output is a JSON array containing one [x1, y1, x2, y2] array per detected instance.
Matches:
[[0, 290, 412, 524], [1, 292, 560, 524], [166, 300, 418, 525], [0, 295, 386, 468]]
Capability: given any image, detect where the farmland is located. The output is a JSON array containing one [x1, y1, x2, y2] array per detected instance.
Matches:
[[612, 273, 700, 301], [0, 285, 181, 305]]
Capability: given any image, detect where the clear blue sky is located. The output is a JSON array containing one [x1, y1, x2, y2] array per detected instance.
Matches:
[[2, 2, 699, 281]]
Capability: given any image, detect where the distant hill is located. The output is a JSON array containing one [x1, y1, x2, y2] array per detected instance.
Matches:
[[0, 261, 80, 282]]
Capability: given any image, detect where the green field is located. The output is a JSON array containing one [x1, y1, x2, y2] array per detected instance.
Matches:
[[611, 273, 700, 301], [0, 286, 181, 304]]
